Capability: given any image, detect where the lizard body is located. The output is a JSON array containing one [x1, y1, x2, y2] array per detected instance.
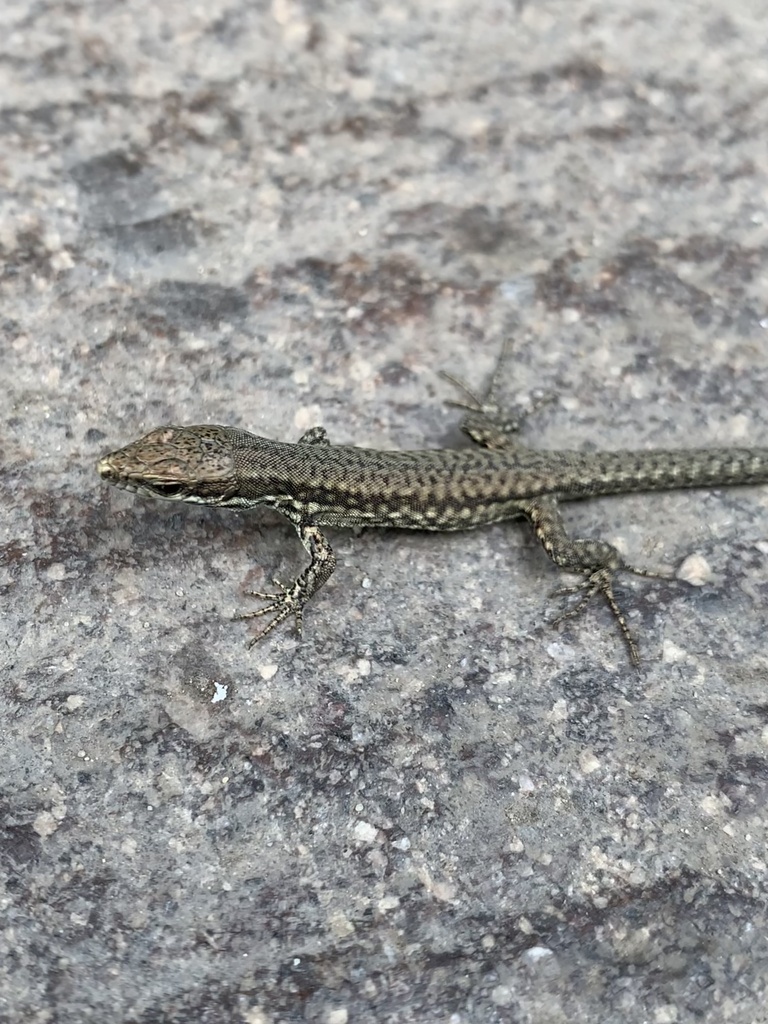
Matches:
[[97, 366, 768, 664]]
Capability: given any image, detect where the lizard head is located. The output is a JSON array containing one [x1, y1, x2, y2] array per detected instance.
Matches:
[[97, 425, 241, 505]]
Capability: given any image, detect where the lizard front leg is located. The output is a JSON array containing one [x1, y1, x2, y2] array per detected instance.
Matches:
[[236, 517, 337, 646]]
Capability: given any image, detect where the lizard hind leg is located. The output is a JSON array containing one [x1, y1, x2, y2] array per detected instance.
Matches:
[[550, 567, 641, 667], [522, 496, 674, 666], [440, 337, 554, 451]]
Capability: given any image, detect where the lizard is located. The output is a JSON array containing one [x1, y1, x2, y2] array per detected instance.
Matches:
[[96, 351, 768, 665]]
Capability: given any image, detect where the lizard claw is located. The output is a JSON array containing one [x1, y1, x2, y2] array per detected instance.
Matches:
[[550, 568, 641, 667], [234, 524, 336, 649], [235, 578, 305, 645]]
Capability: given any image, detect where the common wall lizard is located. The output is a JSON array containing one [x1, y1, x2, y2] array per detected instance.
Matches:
[[97, 358, 768, 664]]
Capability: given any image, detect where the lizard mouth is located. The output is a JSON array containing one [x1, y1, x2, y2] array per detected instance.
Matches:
[[97, 456, 191, 501]]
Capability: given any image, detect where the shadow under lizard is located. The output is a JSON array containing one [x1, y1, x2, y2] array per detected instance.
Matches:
[[97, 354, 768, 665]]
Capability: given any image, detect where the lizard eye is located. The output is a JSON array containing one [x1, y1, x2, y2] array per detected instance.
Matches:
[[151, 482, 185, 498]]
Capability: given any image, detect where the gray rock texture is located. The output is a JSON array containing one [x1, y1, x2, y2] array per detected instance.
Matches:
[[2, 1, 768, 1021]]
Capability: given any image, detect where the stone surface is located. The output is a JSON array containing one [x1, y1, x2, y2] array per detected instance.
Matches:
[[2, 1, 768, 1021]]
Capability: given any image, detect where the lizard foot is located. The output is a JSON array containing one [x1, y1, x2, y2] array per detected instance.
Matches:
[[550, 567, 641, 667], [235, 577, 305, 647]]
